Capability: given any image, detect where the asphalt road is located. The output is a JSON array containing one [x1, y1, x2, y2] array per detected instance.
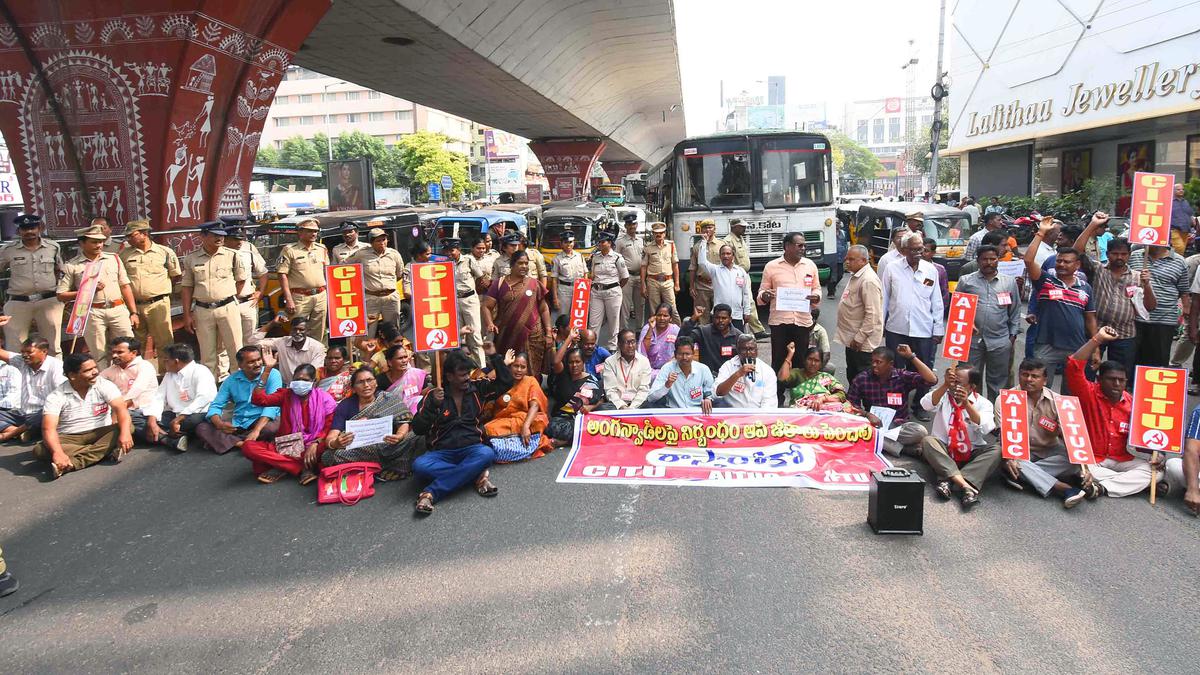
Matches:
[[2, 283, 1200, 673]]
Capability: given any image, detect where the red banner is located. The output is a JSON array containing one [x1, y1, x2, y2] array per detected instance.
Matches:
[[526, 184, 543, 204], [1129, 366, 1186, 453], [998, 389, 1030, 460], [326, 263, 367, 339], [942, 291, 978, 361], [410, 262, 460, 352], [1128, 172, 1175, 246], [569, 278, 592, 331], [65, 259, 102, 337], [557, 410, 891, 489], [1054, 396, 1096, 465]]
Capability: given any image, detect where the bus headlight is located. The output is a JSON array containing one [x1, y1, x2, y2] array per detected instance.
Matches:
[[681, 223, 690, 232], [825, 218, 833, 226]]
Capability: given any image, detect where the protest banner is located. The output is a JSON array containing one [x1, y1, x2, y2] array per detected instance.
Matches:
[[568, 278, 591, 331], [1054, 396, 1095, 465], [941, 292, 978, 362], [557, 409, 890, 490], [997, 389, 1030, 461], [410, 261, 460, 352], [1130, 365, 1187, 504], [1128, 172, 1175, 247], [326, 263, 368, 339], [65, 258, 102, 337]]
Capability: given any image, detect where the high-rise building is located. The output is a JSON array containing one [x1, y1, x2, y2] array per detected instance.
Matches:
[[767, 76, 786, 106]]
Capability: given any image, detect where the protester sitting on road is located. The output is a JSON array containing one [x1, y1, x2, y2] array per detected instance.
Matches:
[[0, 333, 66, 443], [778, 343, 850, 411], [195, 346, 281, 455], [411, 348, 513, 515], [690, 304, 742, 374], [375, 344, 428, 413], [578, 329, 610, 379], [1169, 407, 1200, 514], [141, 343, 216, 453], [0, 544, 15, 597], [714, 333, 776, 408], [316, 346, 353, 401], [99, 336, 157, 440], [324, 366, 421, 481], [369, 322, 404, 372], [247, 314, 327, 385], [917, 364, 999, 509], [601, 329, 652, 410], [639, 302, 680, 376], [242, 357, 337, 485], [0, 355, 21, 439], [997, 358, 1088, 508], [1065, 326, 1153, 498], [34, 353, 134, 479], [847, 345, 937, 457], [546, 345, 604, 447], [647, 335, 714, 413], [483, 350, 551, 461]]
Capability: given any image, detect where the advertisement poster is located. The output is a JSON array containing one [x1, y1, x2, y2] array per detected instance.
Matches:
[[1116, 140, 1155, 216], [557, 410, 891, 490], [327, 158, 375, 211], [1061, 148, 1092, 194], [326, 263, 367, 339]]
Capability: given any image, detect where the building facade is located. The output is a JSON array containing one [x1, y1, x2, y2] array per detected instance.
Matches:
[[947, 0, 1200, 204], [843, 96, 935, 195]]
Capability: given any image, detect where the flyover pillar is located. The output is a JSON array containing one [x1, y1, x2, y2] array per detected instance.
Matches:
[[0, 1, 330, 240], [600, 161, 643, 186], [528, 140, 605, 201]]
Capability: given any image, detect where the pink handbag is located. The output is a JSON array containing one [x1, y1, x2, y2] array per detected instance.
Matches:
[[317, 462, 381, 505]]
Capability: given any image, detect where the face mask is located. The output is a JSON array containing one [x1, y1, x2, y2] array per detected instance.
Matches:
[[289, 380, 314, 397]]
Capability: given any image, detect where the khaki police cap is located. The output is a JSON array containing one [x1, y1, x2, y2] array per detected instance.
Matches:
[[650, 222, 667, 233], [124, 219, 151, 234], [297, 218, 321, 231], [74, 224, 108, 240], [904, 212, 925, 223], [367, 227, 386, 239]]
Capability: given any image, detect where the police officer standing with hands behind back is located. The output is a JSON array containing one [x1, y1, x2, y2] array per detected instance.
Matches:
[[548, 232, 587, 320], [181, 222, 246, 379], [615, 213, 645, 330], [119, 219, 181, 371], [277, 218, 331, 343], [0, 214, 64, 356], [588, 230, 629, 351]]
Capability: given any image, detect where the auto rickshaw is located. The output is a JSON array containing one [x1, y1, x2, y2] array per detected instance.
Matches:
[[855, 201, 977, 286]]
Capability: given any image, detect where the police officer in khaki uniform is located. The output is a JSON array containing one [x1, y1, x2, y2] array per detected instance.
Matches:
[[181, 223, 247, 379], [615, 213, 645, 330], [689, 219, 722, 325], [277, 218, 331, 342], [119, 219, 180, 370], [91, 217, 123, 254], [641, 222, 680, 323], [548, 232, 587, 320], [723, 218, 767, 338], [348, 228, 404, 338], [0, 214, 64, 356], [522, 231, 549, 287], [588, 230, 629, 351], [222, 218, 269, 340], [444, 238, 485, 365], [57, 224, 139, 368], [491, 234, 521, 281], [332, 222, 370, 263]]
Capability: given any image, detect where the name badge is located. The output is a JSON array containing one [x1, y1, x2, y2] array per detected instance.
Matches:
[[735, 276, 745, 287], [1126, 285, 1138, 298], [92, 403, 109, 416], [721, 346, 733, 356], [404, 385, 419, 397], [1119, 421, 1129, 433], [621, 391, 634, 402], [1038, 416, 1058, 432], [665, 334, 676, 344], [732, 382, 746, 394], [689, 386, 703, 400], [595, 363, 604, 374], [841, 288, 850, 301], [886, 392, 903, 406], [1048, 289, 1064, 300], [997, 292, 1012, 306], [804, 274, 814, 285], [923, 278, 934, 287]]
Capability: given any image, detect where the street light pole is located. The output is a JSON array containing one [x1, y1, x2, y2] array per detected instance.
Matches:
[[929, 0, 948, 193], [322, 80, 346, 161]]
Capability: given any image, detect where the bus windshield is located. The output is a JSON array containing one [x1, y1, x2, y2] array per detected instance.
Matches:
[[677, 138, 752, 210], [759, 137, 832, 208], [623, 177, 647, 204]]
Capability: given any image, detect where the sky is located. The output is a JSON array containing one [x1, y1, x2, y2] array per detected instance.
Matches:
[[675, 0, 945, 135]]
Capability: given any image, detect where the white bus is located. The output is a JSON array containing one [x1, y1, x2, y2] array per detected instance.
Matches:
[[621, 172, 647, 205], [645, 131, 838, 291]]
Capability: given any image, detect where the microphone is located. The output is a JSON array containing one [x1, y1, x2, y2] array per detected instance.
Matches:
[[743, 356, 755, 382]]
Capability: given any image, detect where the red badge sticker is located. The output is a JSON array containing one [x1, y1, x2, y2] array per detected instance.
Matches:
[[1048, 288, 1064, 300], [997, 292, 1012, 306], [886, 392, 904, 406], [92, 403, 109, 416], [721, 346, 733, 356], [689, 386, 702, 400], [1038, 416, 1057, 432]]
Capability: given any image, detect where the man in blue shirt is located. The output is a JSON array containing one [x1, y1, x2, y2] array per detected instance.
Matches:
[[1170, 406, 1200, 514], [579, 329, 611, 380], [1170, 182, 1197, 254], [1023, 219, 1096, 390], [195, 345, 281, 454], [647, 335, 714, 413]]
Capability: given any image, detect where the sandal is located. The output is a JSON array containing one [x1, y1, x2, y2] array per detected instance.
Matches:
[[415, 491, 434, 514], [377, 468, 410, 482], [934, 480, 953, 500], [474, 470, 499, 497], [960, 488, 981, 510], [298, 469, 318, 486], [256, 468, 287, 484]]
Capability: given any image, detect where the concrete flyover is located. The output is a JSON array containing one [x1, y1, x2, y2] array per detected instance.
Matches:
[[296, 0, 687, 167]]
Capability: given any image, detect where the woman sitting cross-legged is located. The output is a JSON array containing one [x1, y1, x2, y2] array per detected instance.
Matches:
[[242, 352, 337, 486], [324, 366, 422, 481], [484, 350, 552, 461], [544, 343, 604, 449], [778, 343, 853, 413]]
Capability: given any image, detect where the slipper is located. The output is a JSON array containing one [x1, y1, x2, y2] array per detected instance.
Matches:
[[256, 468, 287, 484], [474, 470, 499, 497], [934, 480, 953, 500], [415, 491, 434, 515], [298, 469, 318, 486]]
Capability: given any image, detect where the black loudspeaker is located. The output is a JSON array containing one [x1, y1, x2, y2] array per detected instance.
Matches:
[[868, 468, 925, 535]]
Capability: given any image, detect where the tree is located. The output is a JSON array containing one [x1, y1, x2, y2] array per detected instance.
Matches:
[[906, 119, 960, 189], [255, 144, 280, 168], [395, 131, 476, 201], [827, 131, 885, 180], [331, 130, 408, 188], [272, 135, 325, 189]]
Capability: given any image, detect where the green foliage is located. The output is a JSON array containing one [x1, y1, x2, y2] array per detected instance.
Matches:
[[332, 131, 408, 188], [395, 131, 476, 201], [827, 131, 885, 180], [982, 176, 1120, 220], [905, 123, 959, 188], [1182, 177, 1200, 207]]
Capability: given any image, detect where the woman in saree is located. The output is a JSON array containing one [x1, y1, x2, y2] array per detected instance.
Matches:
[[316, 346, 353, 401], [324, 366, 422, 481], [243, 359, 338, 486], [545, 347, 603, 448], [483, 249, 553, 377], [374, 344, 428, 414], [483, 351, 552, 461], [638, 302, 680, 377], [777, 343, 853, 412]]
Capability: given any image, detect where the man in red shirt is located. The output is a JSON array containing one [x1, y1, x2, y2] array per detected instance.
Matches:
[[1065, 326, 1153, 497]]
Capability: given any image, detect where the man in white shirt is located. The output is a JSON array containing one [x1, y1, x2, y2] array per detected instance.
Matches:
[[875, 219, 915, 281], [141, 343, 217, 452], [0, 355, 23, 427], [0, 333, 67, 442], [99, 336, 158, 438], [881, 230, 945, 420], [961, 197, 980, 226], [917, 364, 1000, 509], [600, 329, 652, 410], [247, 314, 326, 384], [33, 353, 133, 478], [698, 243, 754, 331], [715, 334, 778, 408]]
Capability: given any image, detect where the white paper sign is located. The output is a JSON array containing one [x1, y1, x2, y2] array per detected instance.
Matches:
[[776, 287, 811, 313], [869, 405, 896, 431], [345, 417, 393, 449], [997, 261, 1026, 277]]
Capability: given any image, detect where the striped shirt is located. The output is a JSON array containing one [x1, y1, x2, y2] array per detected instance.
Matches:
[[1091, 264, 1138, 339], [1130, 249, 1189, 325], [1032, 274, 1095, 351]]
